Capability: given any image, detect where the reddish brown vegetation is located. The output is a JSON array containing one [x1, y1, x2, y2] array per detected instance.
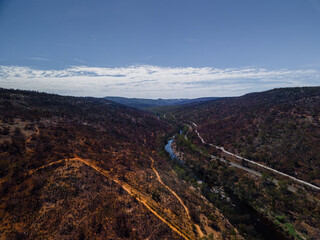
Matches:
[[0, 88, 239, 239], [174, 87, 320, 185]]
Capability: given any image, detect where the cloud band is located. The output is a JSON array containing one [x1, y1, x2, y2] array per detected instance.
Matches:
[[0, 65, 318, 98]]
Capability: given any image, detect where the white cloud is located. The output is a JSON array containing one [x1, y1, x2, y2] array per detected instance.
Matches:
[[0, 65, 319, 98]]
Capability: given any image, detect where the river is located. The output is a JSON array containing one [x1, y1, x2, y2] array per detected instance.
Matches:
[[164, 134, 288, 240], [164, 139, 175, 160]]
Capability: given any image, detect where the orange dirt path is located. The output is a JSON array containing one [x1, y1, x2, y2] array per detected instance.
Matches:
[[0, 156, 193, 240], [149, 157, 204, 237]]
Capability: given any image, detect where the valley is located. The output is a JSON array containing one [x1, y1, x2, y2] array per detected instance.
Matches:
[[0, 88, 238, 239], [2, 0, 319, 239], [0, 87, 320, 239]]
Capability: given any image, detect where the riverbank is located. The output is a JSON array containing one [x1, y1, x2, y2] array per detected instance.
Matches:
[[165, 133, 290, 240]]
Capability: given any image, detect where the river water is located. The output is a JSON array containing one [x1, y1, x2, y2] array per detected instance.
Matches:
[[164, 135, 287, 240], [164, 139, 175, 160]]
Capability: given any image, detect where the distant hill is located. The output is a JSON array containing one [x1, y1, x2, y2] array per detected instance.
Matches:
[[104, 96, 221, 109]]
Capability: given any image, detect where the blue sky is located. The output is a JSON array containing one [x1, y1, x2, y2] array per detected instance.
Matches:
[[0, 0, 320, 98]]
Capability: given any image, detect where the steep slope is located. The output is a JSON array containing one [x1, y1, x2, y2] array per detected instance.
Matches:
[[0, 88, 240, 239], [163, 87, 320, 239], [174, 87, 320, 186]]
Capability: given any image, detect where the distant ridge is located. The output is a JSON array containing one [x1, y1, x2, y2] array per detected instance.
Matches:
[[104, 96, 221, 109]]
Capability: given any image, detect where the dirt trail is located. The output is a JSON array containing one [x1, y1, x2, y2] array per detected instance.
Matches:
[[0, 178, 8, 184], [114, 180, 191, 240], [149, 157, 191, 220], [26, 126, 40, 144], [28, 159, 65, 175], [195, 225, 204, 238], [71, 156, 193, 239], [149, 157, 204, 237], [0, 124, 209, 239], [1, 156, 193, 240], [0, 144, 207, 238]]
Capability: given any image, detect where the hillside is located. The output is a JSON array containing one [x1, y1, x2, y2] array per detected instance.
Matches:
[[172, 87, 320, 186], [0, 88, 240, 240], [104, 96, 221, 110], [2, 87, 320, 239], [163, 87, 320, 239]]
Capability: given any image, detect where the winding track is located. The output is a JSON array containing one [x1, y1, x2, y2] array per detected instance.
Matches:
[[62, 157, 194, 240], [149, 157, 191, 220], [0, 156, 195, 240], [26, 126, 40, 144], [0, 125, 202, 239], [193, 124, 320, 191], [149, 157, 204, 237]]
